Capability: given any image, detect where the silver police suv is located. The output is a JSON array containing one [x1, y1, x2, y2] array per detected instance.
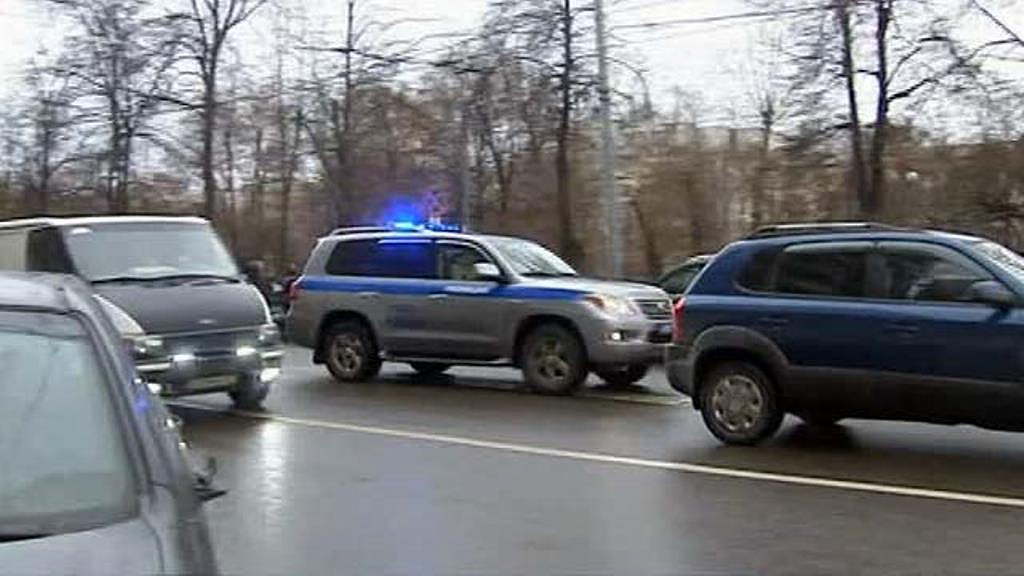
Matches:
[[287, 225, 674, 394]]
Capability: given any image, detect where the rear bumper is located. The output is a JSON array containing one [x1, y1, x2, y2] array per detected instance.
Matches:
[[665, 344, 695, 396]]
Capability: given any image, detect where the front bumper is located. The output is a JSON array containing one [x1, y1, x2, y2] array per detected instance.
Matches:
[[664, 344, 695, 396], [135, 331, 284, 396], [584, 317, 674, 366]]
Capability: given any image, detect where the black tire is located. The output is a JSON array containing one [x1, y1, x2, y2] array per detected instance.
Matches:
[[410, 362, 451, 376], [323, 320, 382, 382], [595, 364, 649, 388], [798, 412, 842, 428], [519, 323, 587, 395], [229, 374, 270, 410], [698, 361, 783, 446]]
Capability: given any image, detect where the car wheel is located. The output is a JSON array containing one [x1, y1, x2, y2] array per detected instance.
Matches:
[[519, 323, 586, 395], [410, 362, 451, 376], [699, 361, 783, 446], [324, 320, 382, 382], [595, 364, 649, 388], [229, 374, 270, 410]]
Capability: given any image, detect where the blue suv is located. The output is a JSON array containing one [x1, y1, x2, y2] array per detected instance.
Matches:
[[667, 223, 1024, 445]]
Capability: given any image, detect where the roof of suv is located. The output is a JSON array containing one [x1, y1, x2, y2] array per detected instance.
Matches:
[[0, 215, 208, 230], [741, 223, 984, 246], [0, 273, 83, 311]]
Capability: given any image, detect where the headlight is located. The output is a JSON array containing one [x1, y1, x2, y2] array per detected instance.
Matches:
[[583, 294, 639, 317], [258, 323, 282, 346]]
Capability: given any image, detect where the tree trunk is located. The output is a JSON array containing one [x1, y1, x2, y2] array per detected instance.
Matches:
[[201, 72, 218, 219], [631, 198, 661, 278], [556, 0, 583, 265], [836, 0, 869, 217], [868, 0, 891, 218], [752, 110, 773, 229]]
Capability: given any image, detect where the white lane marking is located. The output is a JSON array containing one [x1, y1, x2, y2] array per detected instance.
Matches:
[[172, 401, 1024, 510]]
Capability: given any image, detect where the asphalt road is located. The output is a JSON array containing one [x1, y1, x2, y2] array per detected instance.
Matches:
[[171, 346, 1024, 575]]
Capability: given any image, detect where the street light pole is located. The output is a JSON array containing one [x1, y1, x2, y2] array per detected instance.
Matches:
[[594, 0, 623, 278]]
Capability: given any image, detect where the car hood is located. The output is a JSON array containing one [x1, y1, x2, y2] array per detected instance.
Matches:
[[518, 276, 668, 299], [95, 282, 269, 335], [0, 518, 162, 575]]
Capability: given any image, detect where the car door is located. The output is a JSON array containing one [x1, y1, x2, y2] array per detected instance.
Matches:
[[874, 240, 1024, 423], [420, 240, 510, 360], [761, 240, 896, 415], [367, 238, 442, 356]]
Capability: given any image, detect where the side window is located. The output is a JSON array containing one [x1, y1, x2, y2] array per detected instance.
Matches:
[[0, 230, 28, 271], [774, 242, 870, 298], [880, 242, 993, 303], [438, 243, 492, 281], [27, 228, 73, 273], [373, 241, 436, 279], [325, 239, 378, 276]]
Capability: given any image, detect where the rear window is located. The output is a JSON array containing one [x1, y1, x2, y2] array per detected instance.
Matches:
[[326, 239, 436, 279], [736, 248, 777, 292], [774, 242, 869, 297]]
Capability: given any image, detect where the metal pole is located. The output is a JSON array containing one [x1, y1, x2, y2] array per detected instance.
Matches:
[[594, 0, 622, 277]]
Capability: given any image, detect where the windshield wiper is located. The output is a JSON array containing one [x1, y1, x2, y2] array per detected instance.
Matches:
[[0, 532, 52, 543], [520, 271, 577, 277], [92, 273, 240, 285]]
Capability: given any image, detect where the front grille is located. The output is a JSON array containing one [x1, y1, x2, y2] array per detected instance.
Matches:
[[635, 298, 673, 321], [163, 329, 256, 357]]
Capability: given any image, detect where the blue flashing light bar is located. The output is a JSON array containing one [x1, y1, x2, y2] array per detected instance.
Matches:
[[387, 221, 463, 233]]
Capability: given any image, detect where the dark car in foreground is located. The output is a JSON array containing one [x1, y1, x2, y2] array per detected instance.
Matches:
[[667, 223, 1024, 445], [657, 254, 713, 301], [0, 216, 283, 409], [0, 273, 219, 574]]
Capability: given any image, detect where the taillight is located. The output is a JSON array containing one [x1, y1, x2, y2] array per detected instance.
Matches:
[[288, 276, 303, 302], [672, 297, 686, 342]]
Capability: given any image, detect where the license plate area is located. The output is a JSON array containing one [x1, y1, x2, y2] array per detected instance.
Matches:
[[187, 374, 238, 391]]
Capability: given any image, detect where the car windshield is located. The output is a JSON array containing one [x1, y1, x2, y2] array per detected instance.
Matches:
[[0, 311, 136, 538], [973, 240, 1024, 282], [63, 222, 239, 282], [487, 237, 577, 277]]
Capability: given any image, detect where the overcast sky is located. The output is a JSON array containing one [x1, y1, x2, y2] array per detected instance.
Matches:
[[1, 0, 1021, 128], [0, 0, 762, 120]]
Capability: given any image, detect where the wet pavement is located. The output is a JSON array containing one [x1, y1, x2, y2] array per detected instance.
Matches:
[[171, 347, 1024, 575]]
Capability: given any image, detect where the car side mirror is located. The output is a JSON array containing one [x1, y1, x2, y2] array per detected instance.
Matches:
[[970, 280, 1017, 308], [192, 454, 227, 503], [473, 262, 504, 282]]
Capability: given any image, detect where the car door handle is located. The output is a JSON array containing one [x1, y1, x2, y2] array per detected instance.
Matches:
[[357, 291, 380, 299], [884, 323, 919, 335], [428, 293, 448, 300], [757, 316, 788, 327]]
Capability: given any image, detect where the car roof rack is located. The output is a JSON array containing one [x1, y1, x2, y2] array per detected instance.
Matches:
[[745, 222, 905, 239], [330, 226, 394, 236]]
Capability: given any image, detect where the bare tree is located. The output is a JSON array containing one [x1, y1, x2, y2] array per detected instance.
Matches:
[[179, 0, 267, 218], [51, 0, 183, 213], [484, 0, 595, 264]]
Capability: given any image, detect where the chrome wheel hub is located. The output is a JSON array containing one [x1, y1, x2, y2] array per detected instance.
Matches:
[[710, 374, 764, 433]]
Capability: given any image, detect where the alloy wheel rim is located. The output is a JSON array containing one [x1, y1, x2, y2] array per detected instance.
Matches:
[[331, 333, 364, 377], [710, 374, 764, 433]]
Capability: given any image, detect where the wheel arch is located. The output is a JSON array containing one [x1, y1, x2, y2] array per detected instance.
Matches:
[[513, 314, 588, 365], [690, 326, 787, 409], [313, 310, 379, 364]]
